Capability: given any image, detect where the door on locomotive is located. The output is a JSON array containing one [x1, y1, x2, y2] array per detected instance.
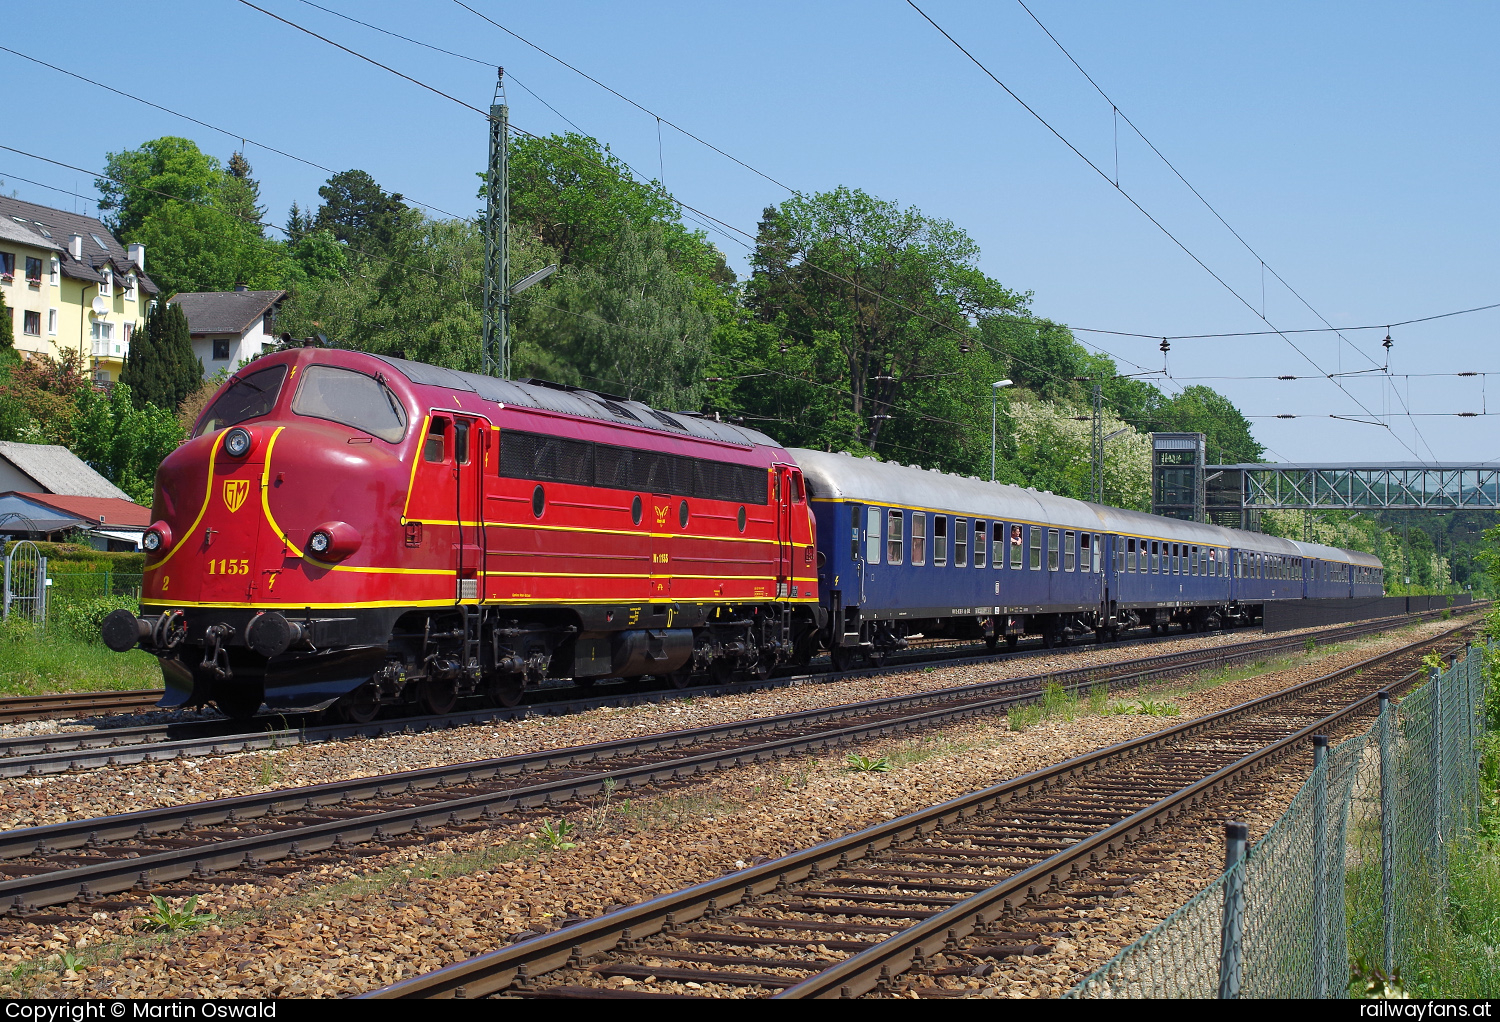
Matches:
[[407, 412, 489, 601], [773, 466, 795, 597]]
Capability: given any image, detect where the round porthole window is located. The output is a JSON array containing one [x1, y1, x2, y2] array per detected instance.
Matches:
[[679, 500, 689, 528], [632, 495, 643, 525], [532, 484, 545, 518], [737, 506, 747, 533]]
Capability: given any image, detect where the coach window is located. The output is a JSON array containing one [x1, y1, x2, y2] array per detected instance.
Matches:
[[912, 513, 928, 566], [1028, 526, 1041, 569], [1047, 529, 1060, 571], [955, 519, 969, 567], [850, 506, 863, 560], [887, 510, 904, 565], [1149, 541, 1158, 573], [973, 521, 986, 568], [867, 509, 882, 564], [1064, 531, 1076, 571], [1011, 525, 1025, 569], [1125, 538, 1136, 572], [933, 515, 947, 566], [423, 417, 449, 462]]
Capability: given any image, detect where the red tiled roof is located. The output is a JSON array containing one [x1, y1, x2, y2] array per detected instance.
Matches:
[[7, 493, 151, 528]]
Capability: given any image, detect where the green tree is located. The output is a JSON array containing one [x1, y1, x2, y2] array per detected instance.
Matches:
[[122, 302, 200, 410], [132, 200, 287, 295], [313, 170, 413, 255], [71, 382, 184, 504], [96, 137, 224, 238], [1151, 385, 1264, 463], [732, 186, 1025, 472], [0, 289, 13, 353], [516, 222, 713, 408]]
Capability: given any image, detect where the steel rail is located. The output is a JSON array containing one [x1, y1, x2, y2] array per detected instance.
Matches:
[[0, 690, 162, 723], [0, 605, 1470, 779], [360, 624, 1474, 999], [0, 615, 1468, 913]]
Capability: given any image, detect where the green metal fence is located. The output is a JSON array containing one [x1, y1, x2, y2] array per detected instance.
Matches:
[[40, 570, 142, 631], [1067, 640, 1492, 999]]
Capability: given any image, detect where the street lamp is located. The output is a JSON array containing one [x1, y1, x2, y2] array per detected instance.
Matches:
[[990, 380, 1013, 482]]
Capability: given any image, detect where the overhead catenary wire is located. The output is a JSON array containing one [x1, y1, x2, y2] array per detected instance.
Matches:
[[905, 0, 1432, 465]]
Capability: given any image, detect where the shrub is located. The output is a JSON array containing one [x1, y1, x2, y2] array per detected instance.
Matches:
[[58, 594, 139, 642]]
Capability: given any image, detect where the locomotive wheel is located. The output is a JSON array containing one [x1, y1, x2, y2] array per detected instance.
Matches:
[[709, 660, 737, 686], [215, 690, 263, 721], [335, 686, 381, 724], [667, 668, 695, 690], [417, 680, 458, 716], [1005, 635, 1018, 650], [484, 675, 524, 708]]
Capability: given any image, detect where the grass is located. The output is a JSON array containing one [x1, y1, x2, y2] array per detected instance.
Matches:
[[0, 618, 159, 695]]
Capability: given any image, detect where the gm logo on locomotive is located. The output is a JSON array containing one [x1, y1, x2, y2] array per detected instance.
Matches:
[[222, 479, 250, 513]]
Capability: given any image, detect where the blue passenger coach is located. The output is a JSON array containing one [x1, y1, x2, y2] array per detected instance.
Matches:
[[792, 449, 1384, 666]]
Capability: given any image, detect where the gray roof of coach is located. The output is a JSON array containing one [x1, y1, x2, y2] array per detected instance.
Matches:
[[794, 448, 1380, 566], [372, 355, 777, 450], [792, 449, 1106, 532]]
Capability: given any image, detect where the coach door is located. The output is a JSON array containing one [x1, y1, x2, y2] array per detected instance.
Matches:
[[409, 412, 487, 603]]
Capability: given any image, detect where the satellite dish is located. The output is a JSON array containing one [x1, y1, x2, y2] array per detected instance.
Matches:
[[91, 296, 108, 315]]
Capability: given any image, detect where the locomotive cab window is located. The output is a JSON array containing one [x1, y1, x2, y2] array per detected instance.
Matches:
[[933, 515, 947, 566], [423, 418, 449, 462], [886, 510, 904, 565], [290, 365, 408, 443], [973, 521, 986, 568], [195, 364, 289, 437], [791, 471, 805, 502], [1064, 531, 1076, 571], [912, 513, 928, 566], [453, 420, 470, 465]]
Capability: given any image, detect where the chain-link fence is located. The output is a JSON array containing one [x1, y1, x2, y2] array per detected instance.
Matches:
[[1068, 640, 1492, 999]]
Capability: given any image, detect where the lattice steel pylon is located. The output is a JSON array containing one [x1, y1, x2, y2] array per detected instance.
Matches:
[[482, 68, 510, 379], [1091, 382, 1104, 505]]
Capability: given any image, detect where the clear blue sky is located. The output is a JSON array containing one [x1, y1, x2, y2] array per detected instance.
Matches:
[[5, 1, 1496, 465]]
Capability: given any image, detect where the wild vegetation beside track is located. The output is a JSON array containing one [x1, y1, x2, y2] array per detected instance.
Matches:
[[0, 618, 159, 696], [0, 617, 1468, 998]]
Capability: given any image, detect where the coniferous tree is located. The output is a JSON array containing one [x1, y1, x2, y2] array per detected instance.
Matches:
[[160, 302, 202, 405], [123, 301, 200, 410], [0, 290, 14, 352]]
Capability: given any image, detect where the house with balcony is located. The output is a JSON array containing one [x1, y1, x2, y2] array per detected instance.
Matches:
[[0, 196, 158, 384], [168, 285, 286, 375]]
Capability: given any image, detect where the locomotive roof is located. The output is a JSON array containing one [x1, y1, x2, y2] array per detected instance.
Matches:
[[792, 448, 1382, 566], [368, 354, 780, 451]]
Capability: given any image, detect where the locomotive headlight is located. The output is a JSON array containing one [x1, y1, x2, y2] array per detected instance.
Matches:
[[224, 427, 254, 458], [308, 530, 332, 555], [143, 522, 172, 556], [306, 521, 360, 561]]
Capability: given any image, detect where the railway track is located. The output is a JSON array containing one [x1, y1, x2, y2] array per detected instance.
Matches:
[[1, 602, 1475, 733], [0, 606, 1472, 779], [360, 624, 1477, 999], [0, 614, 1472, 917]]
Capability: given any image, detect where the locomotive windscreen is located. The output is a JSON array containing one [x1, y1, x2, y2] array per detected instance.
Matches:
[[195, 364, 288, 436], [290, 365, 409, 442]]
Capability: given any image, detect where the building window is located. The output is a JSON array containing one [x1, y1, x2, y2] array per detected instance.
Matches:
[[25, 257, 42, 285], [124, 274, 136, 301], [49, 257, 58, 286], [911, 513, 927, 566], [0, 252, 13, 280], [47, 308, 57, 335], [213, 339, 231, 360], [122, 322, 134, 345], [22, 310, 40, 335], [99, 268, 112, 297]]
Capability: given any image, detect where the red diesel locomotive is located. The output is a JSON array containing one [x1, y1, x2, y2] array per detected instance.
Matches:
[[102, 348, 824, 721]]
